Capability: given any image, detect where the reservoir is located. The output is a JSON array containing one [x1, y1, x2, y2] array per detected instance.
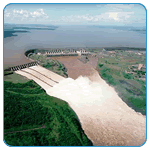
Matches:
[[4, 25, 146, 66]]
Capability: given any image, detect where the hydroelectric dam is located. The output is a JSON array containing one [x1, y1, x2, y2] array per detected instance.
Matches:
[[5, 56, 146, 146], [5, 62, 65, 90]]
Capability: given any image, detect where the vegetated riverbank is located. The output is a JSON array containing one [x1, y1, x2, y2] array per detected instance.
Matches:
[[28, 53, 68, 78], [26, 48, 146, 115], [4, 49, 93, 146], [47, 71, 146, 146], [4, 50, 93, 146], [96, 50, 146, 115], [4, 80, 93, 146], [51, 48, 146, 115], [4, 47, 146, 146]]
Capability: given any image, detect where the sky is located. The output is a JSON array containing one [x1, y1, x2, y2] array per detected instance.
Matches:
[[4, 4, 146, 27]]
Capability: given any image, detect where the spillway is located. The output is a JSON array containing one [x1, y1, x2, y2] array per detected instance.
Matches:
[[15, 64, 146, 146], [46, 72, 146, 146], [15, 65, 65, 91]]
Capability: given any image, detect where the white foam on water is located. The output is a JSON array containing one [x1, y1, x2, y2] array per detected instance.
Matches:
[[46, 74, 146, 146], [46, 75, 129, 115], [47, 76, 106, 111]]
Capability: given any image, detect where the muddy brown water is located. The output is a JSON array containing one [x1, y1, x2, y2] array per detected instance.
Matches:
[[47, 56, 146, 146], [4, 52, 32, 68], [5, 54, 146, 146], [50, 56, 98, 79]]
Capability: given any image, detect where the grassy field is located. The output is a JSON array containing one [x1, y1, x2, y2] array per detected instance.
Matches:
[[29, 54, 68, 78], [97, 51, 146, 115], [4, 80, 93, 146]]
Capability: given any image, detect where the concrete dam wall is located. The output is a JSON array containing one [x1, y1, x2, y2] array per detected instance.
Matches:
[[15, 65, 65, 90]]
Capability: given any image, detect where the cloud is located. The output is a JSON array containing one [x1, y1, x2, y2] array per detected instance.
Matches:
[[96, 4, 135, 11], [61, 11, 135, 23], [4, 4, 145, 26], [108, 12, 119, 21], [4, 8, 49, 21], [108, 11, 135, 22]]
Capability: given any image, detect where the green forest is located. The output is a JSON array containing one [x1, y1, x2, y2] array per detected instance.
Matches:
[[4, 80, 92, 146]]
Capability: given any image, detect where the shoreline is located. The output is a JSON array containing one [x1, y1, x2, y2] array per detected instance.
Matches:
[[4, 48, 146, 146], [47, 71, 146, 146], [4, 47, 146, 67]]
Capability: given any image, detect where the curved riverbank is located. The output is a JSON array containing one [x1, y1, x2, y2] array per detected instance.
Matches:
[[4, 49, 146, 146], [47, 71, 146, 146], [4, 80, 93, 146], [46, 55, 146, 146]]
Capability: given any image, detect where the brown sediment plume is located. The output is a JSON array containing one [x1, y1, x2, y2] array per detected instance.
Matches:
[[4, 51, 32, 68], [46, 56, 146, 146], [47, 73, 146, 146], [50, 56, 98, 79], [10, 54, 146, 146]]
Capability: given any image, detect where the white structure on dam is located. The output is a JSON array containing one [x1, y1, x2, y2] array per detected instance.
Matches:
[[42, 48, 90, 57]]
